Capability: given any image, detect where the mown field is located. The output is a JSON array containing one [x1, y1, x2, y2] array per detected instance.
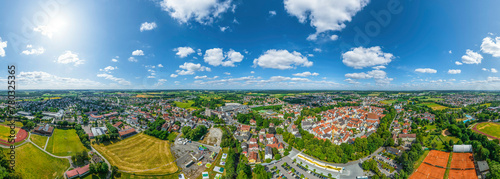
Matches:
[[30, 133, 48, 148], [9, 143, 69, 179], [0, 125, 19, 141], [174, 100, 200, 110], [474, 122, 500, 138], [418, 102, 448, 110], [46, 128, 87, 156], [92, 133, 178, 175]]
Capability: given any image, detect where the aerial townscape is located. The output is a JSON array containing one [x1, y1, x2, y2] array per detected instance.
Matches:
[[1, 0, 500, 179]]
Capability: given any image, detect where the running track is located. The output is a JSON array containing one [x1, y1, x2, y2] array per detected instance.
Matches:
[[472, 122, 500, 142], [0, 126, 28, 146]]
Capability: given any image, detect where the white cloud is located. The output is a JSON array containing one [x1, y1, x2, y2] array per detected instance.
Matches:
[[492, 68, 498, 73], [155, 79, 167, 86], [33, 25, 53, 38], [330, 35, 338, 41], [160, 0, 234, 24], [342, 46, 394, 69], [132, 50, 144, 56], [111, 59, 118, 62], [219, 26, 229, 32], [195, 75, 207, 79], [415, 68, 437, 74], [253, 49, 312, 70], [147, 76, 156, 78], [449, 50, 452, 54], [269, 11, 277, 16], [447, 69, 461, 74], [284, 0, 369, 40], [204, 48, 243, 67], [481, 36, 500, 57], [372, 66, 386, 70], [293, 71, 319, 77], [176, 62, 211, 75], [17, 71, 103, 89], [21, 45, 45, 55], [455, 61, 463, 65], [170, 74, 178, 78], [250, 71, 255, 74], [56, 51, 84, 66], [344, 70, 392, 85], [97, 73, 131, 85], [224, 72, 231, 75], [174, 47, 195, 58], [140, 22, 157, 32], [158, 64, 164, 68], [461, 49, 482, 64], [0, 37, 7, 57], [313, 48, 322, 52], [128, 57, 138, 62], [100, 66, 118, 72]]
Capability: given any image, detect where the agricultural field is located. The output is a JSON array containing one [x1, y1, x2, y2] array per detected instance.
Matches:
[[30, 133, 48, 148], [0, 125, 19, 141], [46, 129, 88, 156], [473, 122, 500, 139], [418, 102, 448, 110], [92, 133, 178, 175], [9, 143, 69, 179], [174, 100, 199, 110]]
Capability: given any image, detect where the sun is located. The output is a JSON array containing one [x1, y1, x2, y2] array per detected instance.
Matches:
[[48, 17, 68, 34]]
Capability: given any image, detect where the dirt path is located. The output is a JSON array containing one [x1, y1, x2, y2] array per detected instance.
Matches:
[[441, 129, 451, 136]]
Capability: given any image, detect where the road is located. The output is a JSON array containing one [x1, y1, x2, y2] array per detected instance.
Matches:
[[91, 146, 113, 179]]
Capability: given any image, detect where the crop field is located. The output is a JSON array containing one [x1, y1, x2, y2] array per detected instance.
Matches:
[[46, 129, 87, 156], [30, 133, 48, 148], [472, 122, 500, 139], [9, 143, 69, 179], [92, 133, 178, 175]]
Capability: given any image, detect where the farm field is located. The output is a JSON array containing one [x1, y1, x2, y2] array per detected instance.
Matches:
[[92, 133, 178, 175], [46, 129, 87, 156], [473, 122, 500, 139], [8, 143, 69, 179], [30, 133, 48, 148]]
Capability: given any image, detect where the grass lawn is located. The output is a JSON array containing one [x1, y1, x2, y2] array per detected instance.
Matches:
[[413, 150, 430, 171], [475, 122, 500, 138], [418, 102, 448, 110], [30, 133, 48, 148], [92, 133, 178, 175], [380, 100, 397, 104], [114, 172, 180, 179], [46, 128, 88, 156], [9, 143, 69, 179], [0, 125, 19, 141], [174, 100, 199, 111], [444, 152, 453, 179], [0, 121, 23, 127], [423, 135, 445, 150], [439, 135, 461, 143], [80, 172, 107, 179]]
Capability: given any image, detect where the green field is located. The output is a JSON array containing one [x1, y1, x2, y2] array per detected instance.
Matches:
[[174, 100, 199, 110], [0, 121, 23, 127], [9, 143, 69, 179], [30, 133, 48, 148], [475, 122, 500, 138], [92, 133, 178, 175], [46, 129, 88, 156], [380, 100, 397, 104], [0, 125, 19, 141], [418, 102, 448, 110]]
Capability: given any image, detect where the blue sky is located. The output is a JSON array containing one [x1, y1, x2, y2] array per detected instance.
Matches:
[[1, 0, 500, 90]]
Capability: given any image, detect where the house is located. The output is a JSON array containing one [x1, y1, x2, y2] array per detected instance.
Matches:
[[66, 164, 90, 179], [398, 134, 416, 142], [248, 152, 258, 163], [34, 124, 54, 136], [161, 122, 169, 131], [113, 121, 123, 129], [259, 135, 264, 143], [477, 160, 490, 178], [91, 127, 108, 138], [241, 142, 248, 156], [259, 129, 266, 135], [267, 143, 285, 153], [249, 138, 257, 145], [386, 147, 402, 157], [265, 146, 273, 160], [249, 144, 259, 152], [250, 119, 256, 125], [240, 125, 251, 132], [89, 114, 104, 121], [119, 128, 137, 139], [265, 134, 274, 143]]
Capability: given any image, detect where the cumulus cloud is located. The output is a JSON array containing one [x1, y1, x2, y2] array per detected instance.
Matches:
[[33, 25, 53, 38], [128, 57, 138, 62], [17, 71, 103, 89], [111, 59, 118, 62], [97, 73, 131, 85], [344, 70, 393, 85], [170, 74, 178, 78], [448, 69, 461, 74], [160, 0, 234, 24], [415, 68, 437, 74], [253, 49, 312, 70], [174, 47, 195, 58], [482, 68, 498, 73], [284, 0, 369, 40], [158, 64, 164, 68], [0, 37, 7, 57], [342, 46, 394, 69], [224, 72, 231, 75], [372, 66, 386, 70], [250, 71, 255, 74], [56, 51, 85, 66], [99, 66, 118, 72], [269, 10, 277, 16], [21, 44, 45, 55], [313, 48, 322, 52], [203, 48, 244, 67], [293, 71, 319, 77], [176, 62, 211, 75], [140, 22, 157, 32], [330, 35, 338, 41], [455, 61, 462, 65], [132, 50, 144, 56], [219, 26, 229, 32], [481, 36, 500, 57], [155, 79, 167, 86], [461, 49, 482, 64]]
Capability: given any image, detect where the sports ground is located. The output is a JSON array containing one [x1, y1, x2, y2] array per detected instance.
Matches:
[[410, 150, 478, 179], [46, 128, 88, 156], [0, 124, 27, 146], [472, 122, 500, 140], [92, 133, 178, 175], [9, 143, 70, 179]]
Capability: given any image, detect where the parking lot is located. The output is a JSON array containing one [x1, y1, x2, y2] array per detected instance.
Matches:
[[171, 137, 219, 179], [374, 153, 400, 177]]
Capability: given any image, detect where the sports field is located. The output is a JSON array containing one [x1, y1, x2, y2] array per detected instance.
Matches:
[[472, 122, 500, 139], [30, 133, 48, 148], [46, 128, 87, 156], [92, 133, 178, 175], [0, 125, 19, 141], [10, 143, 70, 179]]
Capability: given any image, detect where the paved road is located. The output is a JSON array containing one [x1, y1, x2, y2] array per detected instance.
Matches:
[[91, 146, 113, 179]]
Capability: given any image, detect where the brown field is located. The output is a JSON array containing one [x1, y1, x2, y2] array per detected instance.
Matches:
[[450, 153, 475, 169], [410, 163, 446, 179], [449, 169, 478, 179], [423, 150, 450, 167]]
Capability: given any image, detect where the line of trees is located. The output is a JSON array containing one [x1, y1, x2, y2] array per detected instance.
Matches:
[[181, 125, 208, 141], [75, 124, 91, 148]]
